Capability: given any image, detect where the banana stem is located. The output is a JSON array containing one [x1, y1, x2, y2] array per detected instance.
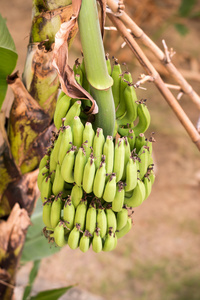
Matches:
[[78, 0, 115, 137]]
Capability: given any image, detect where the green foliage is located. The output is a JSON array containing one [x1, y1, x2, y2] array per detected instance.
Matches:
[[178, 0, 197, 17], [29, 286, 73, 300], [21, 200, 60, 263], [174, 23, 189, 36], [0, 13, 18, 109], [22, 260, 41, 300]]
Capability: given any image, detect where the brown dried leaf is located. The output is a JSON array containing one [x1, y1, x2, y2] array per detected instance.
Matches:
[[98, 0, 107, 37], [52, 0, 98, 114]]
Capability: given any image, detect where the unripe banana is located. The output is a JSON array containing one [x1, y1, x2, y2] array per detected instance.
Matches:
[[74, 200, 87, 231], [127, 129, 135, 151], [61, 146, 76, 183], [82, 122, 95, 161], [57, 90, 65, 103], [51, 128, 66, 164], [116, 217, 132, 239], [42, 200, 52, 228], [135, 133, 146, 153], [50, 194, 63, 228], [103, 231, 116, 252], [92, 229, 103, 253], [73, 59, 83, 85], [54, 94, 71, 130], [52, 164, 65, 196], [41, 176, 52, 203], [79, 230, 92, 253], [143, 175, 152, 201], [117, 207, 128, 231], [103, 135, 114, 174], [93, 157, 107, 198], [103, 173, 117, 203], [71, 184, 83, 208], [63, 197, 75, 231], [74, 147, 86, 187], [37, 166, 48, 191], [133, 100, 151, 136], [106, 207, 117, 233], [111, 61, 122, 110], [58, 125, 73, 165], [113, 138, 125, 182], [49, 150, 57, 182], [68, 225, 81, 250], [72, 116, 84, 148], [54, 221, 67, 247], [124, 179, 146, 207], [96, 208, 107, 238], [64, 100, 82, 127], [80, 58, 90, 94], [82, 155, 96, 194], [138, 145, 150, 179], [118, 80, 138, 125], [112, 183, 125, 212], [85, 202, 97, 235], [125, 157, 138, 192], [39, 154, 50, 171], [121, 137, 131, 181], [93, 128, 105, 169]]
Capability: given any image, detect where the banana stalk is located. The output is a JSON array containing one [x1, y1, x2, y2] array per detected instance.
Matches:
[[78, 0, 115, 137]]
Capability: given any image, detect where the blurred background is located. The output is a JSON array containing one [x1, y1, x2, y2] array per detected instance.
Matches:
[[1, 0, 200, 299]]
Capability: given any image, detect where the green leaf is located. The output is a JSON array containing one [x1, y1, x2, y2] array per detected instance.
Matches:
[[21, 199, 60, 263], [0, 13, 18, 109], [22, 260, 41, 300], [178, 0, 196, 17], [30, 286, 73, 300], [174, 23, 189, 36]]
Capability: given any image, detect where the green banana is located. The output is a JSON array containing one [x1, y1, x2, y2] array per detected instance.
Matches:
[[112, 183, 125, 212], [68, 225, 81, 250], [116, 71, 132, 120], [85, 202, 97, 235], [121, 136, 131, 181], [73, 59, 83, 85], [125, 156, 138, 192], [93, 128, 105, 169], [116, 217, 132, 239], [113, 138, 125, 182], [41, 176, 52, 203], [106, 207, 117, 233], [103, 231, 116, 252], [63, 197, 75, 231], [64, 100, 82, 127], [37, 166, 48, 191], [50, 194, 63, 228], [54, 94, 71, 130], [54, 221, 67, 247], [42, 200, 52, 228], [82, 155, 96, 194], [111, 61, 122, 110], [79, 230, 92, 253], [72, 116, 84, 148], [74, 147, 86, 187], [39, 153, 50, 171], [74, 200, 87, 231], [52, 163, 65, 196], [71, 184, 83, 208], [92, 229, 103, 253], [133, 100, 151, 136], [118, 82, 137, 126], [135, 133, 146, 153], [93, 157, 107, 198], [127, 129, 135, 151], [124, 179, 146, 207], [61, 146, 76, 183], [106, 54, 112, 76], [103, 135, 114, 175], [96, 208, 107, 238], [103, 173, 117, 203], [82, 122, 95, 161], [117, 207, 128, 231], [58, 125, 73, 165], [138, 145, 150, 179]]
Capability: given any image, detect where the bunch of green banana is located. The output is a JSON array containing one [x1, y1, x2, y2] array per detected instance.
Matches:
[[37, 58, 156, 253]]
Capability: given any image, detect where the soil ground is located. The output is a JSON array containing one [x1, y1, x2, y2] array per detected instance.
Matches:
[[1, 1, 200, 299]]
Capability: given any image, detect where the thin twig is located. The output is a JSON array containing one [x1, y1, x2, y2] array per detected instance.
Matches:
[[165, 83, 181, 91], [107, 13, 200, 151], [106, 0, 200, 110]]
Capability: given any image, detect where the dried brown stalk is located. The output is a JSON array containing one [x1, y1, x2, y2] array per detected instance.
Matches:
[[106, 0, 200, 110], [107, 13, 200, 150]]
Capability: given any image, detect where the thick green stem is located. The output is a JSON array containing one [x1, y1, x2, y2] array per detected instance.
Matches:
[[78, 0, 115, 137]]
